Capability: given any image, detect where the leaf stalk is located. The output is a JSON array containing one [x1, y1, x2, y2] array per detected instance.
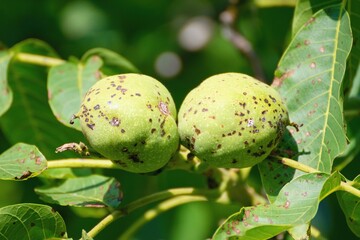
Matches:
[[15, 52, 65, 67]]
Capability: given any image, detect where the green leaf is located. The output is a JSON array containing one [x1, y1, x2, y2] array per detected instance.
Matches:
[[0, 39, 85, 159], [81, 48, 139, 75], [0, 50, 13, 117], [81, 230, 94, 240], [48, 48, 139, 131], [258, 152, 296, 203], [287, 223, 310, 240], [48, 57, 103, 130], [0, 203, 67, 240], [337, 175, 360, 237], [292, 0, 341, 36], [35, 175, 123, 208], [212, 173, 330, 240], [346, 0, 360, 94], [320, 171, 342, 199], [271, 5, 351, 174], [0, 143, 47, 181]]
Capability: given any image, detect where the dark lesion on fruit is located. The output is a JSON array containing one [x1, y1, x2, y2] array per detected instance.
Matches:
[[113, 159, 127, 167], [252, 150, 266, 157], [110, 117, 120, 126], [158, 101, 170, 115], [128, 153, 144, 164], [87, 123, 95, 130], [184, 136, 195, 151], [69, 114, 78, 124], [193, 125, 201, 135], [122, 147, 128, 152]]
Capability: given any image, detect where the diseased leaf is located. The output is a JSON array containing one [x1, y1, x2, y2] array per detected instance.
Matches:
[[0, 50, 13, 117], [292, 0, 341, 36], [35, 175, 123, 208], [48, 57, 103, 130], [271, 5, 351, 174], [0, 203, 67, 240], [0, 143, 47, 181], [212, 173, 330, 240], [0, 39, 85, 159], [337, 175, 360, 237]]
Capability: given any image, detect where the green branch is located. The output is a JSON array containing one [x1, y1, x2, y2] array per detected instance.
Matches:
[[85, 187, 221, 239], [15, 52, 65, 67], [47, 159, 124, 170], [118, 195, 209, 240]]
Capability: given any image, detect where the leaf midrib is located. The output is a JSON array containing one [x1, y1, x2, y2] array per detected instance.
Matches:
[[317, 4, 345, 171]]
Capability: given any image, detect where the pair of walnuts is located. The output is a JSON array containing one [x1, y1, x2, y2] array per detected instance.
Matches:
[[73, 73, 289, 173]]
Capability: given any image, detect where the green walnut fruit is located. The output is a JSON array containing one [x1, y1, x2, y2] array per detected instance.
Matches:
[[178, 72, 289, 168], [73, 73, 179, 173]]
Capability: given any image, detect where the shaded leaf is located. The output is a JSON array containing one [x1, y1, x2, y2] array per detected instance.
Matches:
[[48, 57, 103, 130], [346, 0, 360, 94], [0, 50, 13, 117], [333, 103, 360, 171], [213, 173, 330, 240], [258, 131, 298, 202], [320, 171, 342, 199], [337, 175, 360, 237], [0, 143, 47, 181], [0, 39, 85, 159], [81, 48, 139, 75], [0, 203, 67, 240], [39, 167, 92, 180], [35, 175, 123, 208], [292, 0, 341, 36], [271, 5, 351, 174]]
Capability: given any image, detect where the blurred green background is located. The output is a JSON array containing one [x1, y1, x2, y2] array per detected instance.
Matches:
[[0, 0, 357, 239]]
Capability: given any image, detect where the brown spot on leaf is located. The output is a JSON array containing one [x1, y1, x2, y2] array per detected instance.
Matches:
[[272, 70, 295, 87], [15, 171, 32, 180]]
